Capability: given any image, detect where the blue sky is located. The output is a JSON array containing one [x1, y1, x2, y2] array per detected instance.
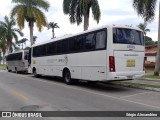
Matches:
[[0, 0, 159, 47]]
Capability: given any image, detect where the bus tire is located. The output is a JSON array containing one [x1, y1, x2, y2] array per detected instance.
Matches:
[[64, 70, 73, 85], [87, 81, 97, 85], [7, 67, 11, 72], [15, 68, 19, 74], [33, 68, 40, 77]]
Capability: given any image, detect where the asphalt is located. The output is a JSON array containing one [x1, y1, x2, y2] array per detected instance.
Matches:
[[1, 69, 160, 92], [1, 70, 160, 120]]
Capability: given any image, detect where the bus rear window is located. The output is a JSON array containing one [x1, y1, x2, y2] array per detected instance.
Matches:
[[113, 28, 144, 45]]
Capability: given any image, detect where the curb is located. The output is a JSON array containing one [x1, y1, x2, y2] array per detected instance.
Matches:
[[111, 83, 160, 92]]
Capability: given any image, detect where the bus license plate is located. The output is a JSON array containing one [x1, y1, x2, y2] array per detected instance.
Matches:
[[126, 60, 135, 67]]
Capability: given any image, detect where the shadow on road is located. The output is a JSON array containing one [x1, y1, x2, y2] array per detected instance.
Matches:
[[30, 75, 130, 93]]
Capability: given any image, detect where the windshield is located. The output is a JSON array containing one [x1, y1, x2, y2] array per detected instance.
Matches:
[[113, 28, 144, 45]]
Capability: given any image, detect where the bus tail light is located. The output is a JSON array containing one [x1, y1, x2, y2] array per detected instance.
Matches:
[[143, 57, 147, 71], [109, 56, 115, 72]]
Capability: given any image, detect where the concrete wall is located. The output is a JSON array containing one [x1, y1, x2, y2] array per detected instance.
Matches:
[[146, 56, 156, 63]]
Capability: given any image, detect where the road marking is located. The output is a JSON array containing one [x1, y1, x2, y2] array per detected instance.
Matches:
[[11, 89, 28, 101], [120, 91, 152, 99], [10, 73, 160, 110]]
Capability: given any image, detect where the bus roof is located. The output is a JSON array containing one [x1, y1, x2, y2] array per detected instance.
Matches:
[[31, 24, 143, 47], [7, 50, 29, 55]]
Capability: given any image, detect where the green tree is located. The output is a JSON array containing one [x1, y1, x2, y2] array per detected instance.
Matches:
[[133, 0, 160, 75], [0, 16, 23, 53], [137, 22, 152, 45], [137, 22, 150, 36], [0, 38, 7, 64], [47, 22, 59, 39], [145, 36, 154, 45], [10, 0, 50, 46], [63, 0, 101, 31], [17, 38, 28, 49], [0, 51, 2, 63]]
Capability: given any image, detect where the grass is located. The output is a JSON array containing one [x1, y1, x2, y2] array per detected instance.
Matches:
[[0, 64, 6, 70], [112, 81, 160, 88], [145, 75, 160, 79]]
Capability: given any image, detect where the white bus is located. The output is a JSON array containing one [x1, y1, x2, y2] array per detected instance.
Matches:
[[28, 24, 145, 84], [6, 50, 29, 73]]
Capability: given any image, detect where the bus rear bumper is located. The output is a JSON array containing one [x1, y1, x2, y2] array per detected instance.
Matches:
[[108, 71, 145, 80]]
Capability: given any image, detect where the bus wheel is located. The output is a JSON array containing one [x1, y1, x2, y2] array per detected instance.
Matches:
[[15, 68, 19, 74], [87, 81, 97, 85], [7, 67, 11, 72], [33, 69, 40, 77], [64, 70, 73, 85]]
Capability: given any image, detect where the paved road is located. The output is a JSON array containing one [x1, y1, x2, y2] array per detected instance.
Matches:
[[0, 70, 160, 120]]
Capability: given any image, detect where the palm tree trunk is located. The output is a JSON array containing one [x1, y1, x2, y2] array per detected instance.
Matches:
[[52, 29, 55, 39], [84, 15, 89, 31], [8, 41, 12, 53], [154, 2, 160, 76], [2, 54, 5, 64], [29, 21, 34, 46]]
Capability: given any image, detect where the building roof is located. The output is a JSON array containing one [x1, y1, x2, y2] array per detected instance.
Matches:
[[145, 44, 157, 56]]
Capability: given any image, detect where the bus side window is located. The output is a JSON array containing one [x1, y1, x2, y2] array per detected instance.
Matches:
[[76, 35, 85, 51], [33, 47, 39, 57], [40, 45, 46, 56], [57, 41, 62, 54], [85, 33, 96, 50], [46, 42, 57, 55], [62, 39, 69, 53], [96, 30, 106, 49], [69, 37, 75, 52]]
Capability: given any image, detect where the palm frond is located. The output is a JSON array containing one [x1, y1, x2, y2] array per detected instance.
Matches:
[[32, 0, 50, 11], [63, 0, 72, 14], [12, 32, 18, 42], [91, 0, 101, 23], [4, 16, 10, 25], [133, 0, 157, 22], [33, 7, 47, 31], [0, 22, 8, 29], [11, 0, 27, 4], [13, 28, 24, 36]]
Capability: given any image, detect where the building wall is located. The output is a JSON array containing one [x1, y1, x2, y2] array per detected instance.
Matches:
[[146, 56, 155, 63]]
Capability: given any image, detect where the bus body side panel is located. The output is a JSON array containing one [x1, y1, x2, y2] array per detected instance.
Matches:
[[67, 51, 106, 81], [32, 51, 106, 81]]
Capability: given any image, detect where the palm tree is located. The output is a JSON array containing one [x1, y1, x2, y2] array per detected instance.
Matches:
[[10, 0, 50, 46], [133, 0, 160, 76], [17, 38, 28, 49], [0, 51, 2, 63], [47, 22, 59, 39], [137, 22, 150, 45], [0, 16, 23, 53], [0, 38, 7, 64], [137, 23, 150, 36], [63, 0, 101, 31]]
